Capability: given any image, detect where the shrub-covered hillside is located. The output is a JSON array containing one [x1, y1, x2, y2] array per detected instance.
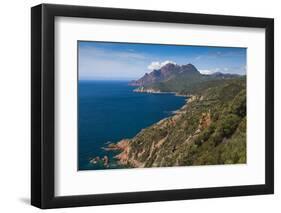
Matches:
[[112, 77, 246, 167]]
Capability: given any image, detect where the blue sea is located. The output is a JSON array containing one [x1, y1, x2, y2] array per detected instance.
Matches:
[[78, 80, 186, 170]]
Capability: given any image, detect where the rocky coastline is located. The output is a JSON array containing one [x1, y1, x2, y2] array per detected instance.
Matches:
[[103, 94, 199, 168], [87, 62, 246, 169], [90, 77, 246, 168], [89, 88, 193, 169], [133, 86, 190, 98]]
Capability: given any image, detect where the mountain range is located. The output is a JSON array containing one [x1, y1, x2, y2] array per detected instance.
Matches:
[[129, 63, 240, 87]]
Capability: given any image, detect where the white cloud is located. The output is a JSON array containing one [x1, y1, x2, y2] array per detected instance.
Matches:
[[199, 69, 215, 75], [147, 60, 176, 70], [199, 68, 220, 75], [147, 62, 161, 70]]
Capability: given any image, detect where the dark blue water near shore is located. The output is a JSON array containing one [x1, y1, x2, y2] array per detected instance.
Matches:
[[78, 80, 186, 170]]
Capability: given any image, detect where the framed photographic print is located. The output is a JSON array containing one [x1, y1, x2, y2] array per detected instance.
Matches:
[[31, 4, 274, 209]]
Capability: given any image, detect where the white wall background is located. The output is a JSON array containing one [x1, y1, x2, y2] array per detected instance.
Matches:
[[0, 0, 279, 212]]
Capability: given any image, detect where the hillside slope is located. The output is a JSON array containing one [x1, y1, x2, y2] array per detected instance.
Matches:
[[109, 77, 246, 168]]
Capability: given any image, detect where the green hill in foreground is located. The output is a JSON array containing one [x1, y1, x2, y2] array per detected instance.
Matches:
[[107, 76, 246, 168]]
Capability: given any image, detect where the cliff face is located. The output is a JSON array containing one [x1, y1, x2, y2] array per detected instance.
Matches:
[[111, 77, 246, 168], [130, 63, 242, 97], [129, 63, 200, 86]]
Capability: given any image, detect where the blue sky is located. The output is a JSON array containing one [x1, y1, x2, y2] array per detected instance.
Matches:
[[78, 41, 246, 80]]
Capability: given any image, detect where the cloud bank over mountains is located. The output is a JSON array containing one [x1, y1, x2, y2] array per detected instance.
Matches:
[[146, 61, 246, 76], [147, 60, 177, 70], [79, 41, 246, 80]]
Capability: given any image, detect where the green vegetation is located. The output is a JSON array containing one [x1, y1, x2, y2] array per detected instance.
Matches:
[[115, 77, 246, 167]]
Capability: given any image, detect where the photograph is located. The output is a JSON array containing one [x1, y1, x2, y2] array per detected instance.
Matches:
[[30, 3, 274, 209], [78, 41, 247, 171]]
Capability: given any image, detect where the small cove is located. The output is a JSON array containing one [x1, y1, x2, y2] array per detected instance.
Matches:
[[78, 80, 186, 170]]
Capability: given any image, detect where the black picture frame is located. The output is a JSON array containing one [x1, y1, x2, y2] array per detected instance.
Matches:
[[31, 3, 274, 209]]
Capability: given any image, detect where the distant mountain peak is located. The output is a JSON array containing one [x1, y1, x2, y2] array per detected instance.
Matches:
[[208, 72, 240, 78], [129, 63, 200, 86]]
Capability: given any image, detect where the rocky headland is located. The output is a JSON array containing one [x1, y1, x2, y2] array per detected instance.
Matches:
[[94, 63, 246, 168]]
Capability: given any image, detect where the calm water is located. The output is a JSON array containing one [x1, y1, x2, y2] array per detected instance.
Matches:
[[78, 80, 186, 170]]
